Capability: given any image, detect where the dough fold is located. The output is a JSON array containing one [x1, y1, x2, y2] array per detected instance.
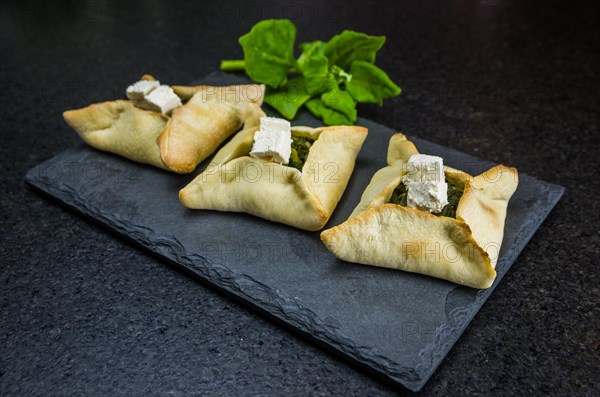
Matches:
[[63, 77, 265, 173], [320, 133, 518, 288], [179, 125, 368, 231]]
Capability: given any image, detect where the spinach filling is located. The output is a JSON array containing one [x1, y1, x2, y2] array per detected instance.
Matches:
[[389, 182, 409, 207], [389, 179, 464, 218], [288, 136, 314, 171], [438, 180, 464, 218]]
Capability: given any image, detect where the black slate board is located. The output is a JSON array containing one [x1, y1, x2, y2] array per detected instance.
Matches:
[[25, 73, 564, 391]]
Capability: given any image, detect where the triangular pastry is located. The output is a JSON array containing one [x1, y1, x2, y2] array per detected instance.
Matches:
[[63, 75, 266, 173], [320, 133, 518, 288], [179, 124, 368, 231]]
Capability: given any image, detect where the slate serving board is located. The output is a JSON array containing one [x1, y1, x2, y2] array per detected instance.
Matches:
[[25, 73, 564, 391]]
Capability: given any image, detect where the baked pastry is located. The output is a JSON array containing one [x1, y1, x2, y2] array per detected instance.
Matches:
[[320, 133, 518, 288], [179, 119, 368, 231], [63, 75, 266, 173]]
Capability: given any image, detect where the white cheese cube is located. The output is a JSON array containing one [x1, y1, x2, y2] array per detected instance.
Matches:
[[406, 181, 449, 213], [249, 117, 292, 164], [403, 154, 445, 183], [402, 153, 448, 213], [142, 85, 182, 115], [126, 79, 160, 100]]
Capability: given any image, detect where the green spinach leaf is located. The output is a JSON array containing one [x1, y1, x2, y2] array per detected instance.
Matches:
[[239, 19, 297, 88], [346, 61, 401, 105], [321, 81, 357, 123], [330, 65, 352, 85], [222, 20, 402, 125], [324, 30, 386, 70], [297, 41, 330, 95], [264, 76, 312, 120], [305, 98, 353, 126]]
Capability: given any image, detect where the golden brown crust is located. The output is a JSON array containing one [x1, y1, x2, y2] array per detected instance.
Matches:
[[179, 125, 368, 231], [63, 100, 169, 170], [179, 156, 329, 230], [63, 81, 266, 173], [320, 133, 519, 288], [158, 96, 264, 174], [302, 126, 368, 215], [456, 165, 518, 268], [387, 133, 418, 165], [321, 204, 496, 288], [172, 84, 266, 106]]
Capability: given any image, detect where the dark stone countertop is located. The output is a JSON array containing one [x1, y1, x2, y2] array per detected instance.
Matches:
[[1, 1, 598, 395]]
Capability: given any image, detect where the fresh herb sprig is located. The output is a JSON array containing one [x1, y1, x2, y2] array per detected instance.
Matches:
[[220, 19, 401, 126]]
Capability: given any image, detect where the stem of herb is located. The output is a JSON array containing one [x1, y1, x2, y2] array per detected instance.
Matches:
[[220, 60, 246, 72]]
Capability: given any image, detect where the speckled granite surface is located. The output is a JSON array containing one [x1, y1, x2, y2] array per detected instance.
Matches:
[[1, 1, 599, 396]]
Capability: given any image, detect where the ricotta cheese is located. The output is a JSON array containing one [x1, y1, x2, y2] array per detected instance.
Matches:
[[403, 154, 448, 213], [249, 117, 292, 164]]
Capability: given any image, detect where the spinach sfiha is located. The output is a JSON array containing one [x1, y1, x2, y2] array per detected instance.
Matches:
[[288, 136, 314, 171], [389, 179, 464, 218]]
